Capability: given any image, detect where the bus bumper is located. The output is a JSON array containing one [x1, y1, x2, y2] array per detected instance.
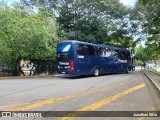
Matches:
[[58, 69, 77, 75]]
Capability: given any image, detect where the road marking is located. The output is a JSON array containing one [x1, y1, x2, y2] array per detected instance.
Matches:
[[9, 79, 136, 111], [57, 83, 145, 120], [0, 103, 29, 109]]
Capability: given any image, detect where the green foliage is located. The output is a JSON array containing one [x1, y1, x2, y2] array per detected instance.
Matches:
[[0, 2, 59, 75], [136, 0, 160, 59], [134, 60, 142, 66], [23, 0, 135, 48], [57, 0, 132, 46], [150, 68, 160, 75], [135, 45, 157, 62]]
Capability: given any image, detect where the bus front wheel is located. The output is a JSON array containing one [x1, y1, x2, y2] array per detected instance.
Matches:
[[125, 69, 128, 73], [93, 68, 99, 77]]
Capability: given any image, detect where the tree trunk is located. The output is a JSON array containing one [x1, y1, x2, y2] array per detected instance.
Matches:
[[29, 65, 35, 76], [17, 61, 25, 76]]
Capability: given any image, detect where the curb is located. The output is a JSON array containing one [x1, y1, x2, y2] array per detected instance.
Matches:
[[142, 71, 160, 92]]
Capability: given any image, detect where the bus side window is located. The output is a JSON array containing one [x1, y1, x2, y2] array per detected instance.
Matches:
[[96, 47, 107, 57], [76, 44, 96, 56], [110, 49, 115, 56], [117, 50, 123, 59], [117, 50, 128, 59], [87, 45, 96, 56], [105, 48, 111, 57], [76, 44, 89, 55], [123, 51, 129, 59], [97, 47, 103, 56], [117, 50, 122, 58]]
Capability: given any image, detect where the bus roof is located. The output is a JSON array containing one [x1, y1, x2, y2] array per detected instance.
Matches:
[[60, 40, 130, 52]]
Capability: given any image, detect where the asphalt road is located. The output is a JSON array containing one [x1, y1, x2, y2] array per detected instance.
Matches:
[[0, 67, 160, 120]]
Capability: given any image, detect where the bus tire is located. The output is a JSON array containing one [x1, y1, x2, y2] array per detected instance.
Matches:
[[128, 67, 131, 71], [93, 68, 99, 77], [125, 69, 128, 73], [132, 67, 135, 71]]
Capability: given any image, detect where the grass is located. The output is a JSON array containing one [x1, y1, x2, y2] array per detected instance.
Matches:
[[149, 68, 160, 76]]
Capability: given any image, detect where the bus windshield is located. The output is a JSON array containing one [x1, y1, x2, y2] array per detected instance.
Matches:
[[57, 42, 72, 63], [57, 42, 71, 53]]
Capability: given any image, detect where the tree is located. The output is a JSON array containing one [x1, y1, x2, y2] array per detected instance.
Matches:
[[0, 2, 59, 75], [21, 0, 136, 48], [135, 0, 160, 59], [135, 46, 148, 62]]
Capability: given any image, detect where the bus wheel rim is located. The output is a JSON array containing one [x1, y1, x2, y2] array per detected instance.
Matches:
[[94, 69, 99, 76]]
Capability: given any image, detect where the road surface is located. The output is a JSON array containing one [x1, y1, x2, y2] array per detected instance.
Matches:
[[0, 68, 160, 120]]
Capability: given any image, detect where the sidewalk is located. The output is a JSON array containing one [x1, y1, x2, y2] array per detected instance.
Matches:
[[143, 70, 160, 91], [0, 74, 55, 80]]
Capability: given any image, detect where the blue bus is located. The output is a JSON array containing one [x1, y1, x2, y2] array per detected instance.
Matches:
[[57, 40, 132, 76]]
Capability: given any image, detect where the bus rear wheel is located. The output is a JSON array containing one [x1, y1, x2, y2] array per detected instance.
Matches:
[[93, 68, 99, 77]]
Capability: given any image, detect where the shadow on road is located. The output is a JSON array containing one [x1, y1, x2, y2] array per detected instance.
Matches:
[[57, 73, 130, 80]]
